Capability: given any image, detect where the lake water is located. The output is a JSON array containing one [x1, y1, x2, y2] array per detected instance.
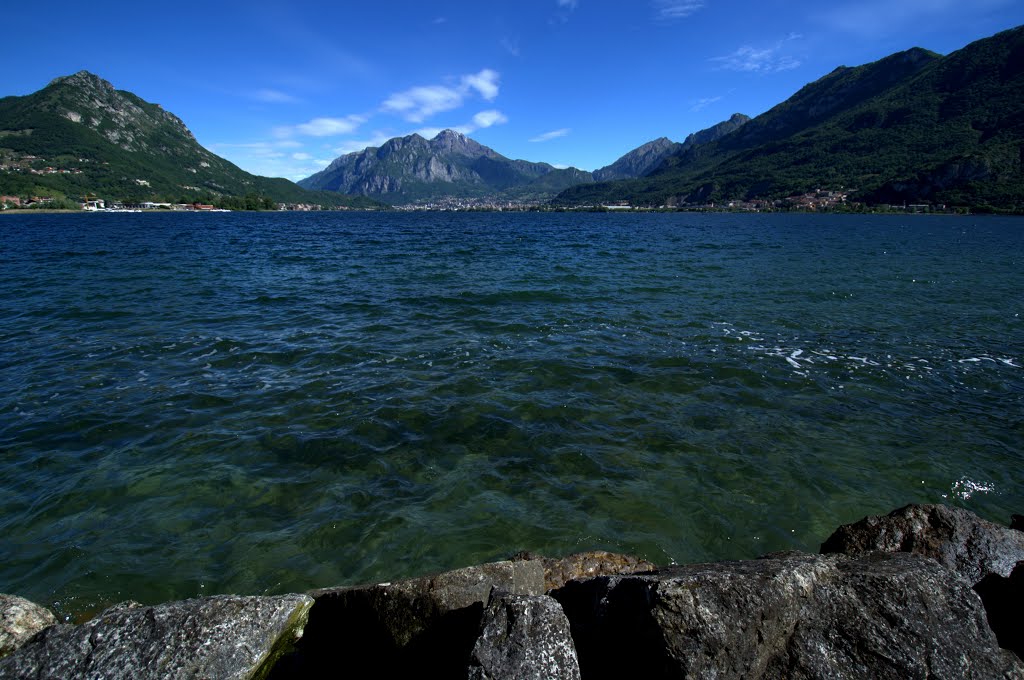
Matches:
[[0, 210, 1020, 620]]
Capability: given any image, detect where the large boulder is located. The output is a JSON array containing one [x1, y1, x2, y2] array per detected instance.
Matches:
[[0, 594, 57, 659], [271, 559, 546, 677], [552, 551, 1024, 679], [820, 503, 1024, 585], [512, 550, 656, 591], [468, 591, 580, 680], [0, 594, 313, 680]]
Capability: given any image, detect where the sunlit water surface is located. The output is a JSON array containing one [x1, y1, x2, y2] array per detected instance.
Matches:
[[0, 211, 1020, 620]]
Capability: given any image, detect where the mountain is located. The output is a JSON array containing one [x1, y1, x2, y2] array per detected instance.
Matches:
[[586, 114, 751, 183], [675, 113, 752, 154], [555, 25, 1024, 210], [0, 71, 380, 208], [299, 129, 593, 204], [593, 137, 676, 182]]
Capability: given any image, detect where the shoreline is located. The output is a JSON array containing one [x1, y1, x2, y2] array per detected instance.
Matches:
[[1, 503, 1021, 678]]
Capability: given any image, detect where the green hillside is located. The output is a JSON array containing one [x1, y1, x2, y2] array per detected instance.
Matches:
[[0, 71, 382, 209], [555, 26, 1024, 211]]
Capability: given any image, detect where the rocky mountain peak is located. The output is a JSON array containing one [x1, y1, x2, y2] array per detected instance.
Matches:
[[47, 70, 115, 93]]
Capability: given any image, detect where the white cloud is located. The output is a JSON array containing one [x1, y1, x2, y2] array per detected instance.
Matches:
[[292, 152, 312, 160], [381, 69, 500, 123], [557, 0, 578, 8], [711, 36, 802, 73], [690, 96, 722, 112], [817, 0, 1011, 37], [252, 89, 299, 103], [462, 69, 500, 102], [500, 37, 521, 57], [653, 0, 705, 20], [294, 115, 365, 137], [332, 132, 394, 155], [529, 128, 571, 143], [472, 110, 509, 128]]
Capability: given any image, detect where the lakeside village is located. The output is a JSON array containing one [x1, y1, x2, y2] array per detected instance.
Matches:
[[1, 189, 956, 214], [1, 155, 954, 214]]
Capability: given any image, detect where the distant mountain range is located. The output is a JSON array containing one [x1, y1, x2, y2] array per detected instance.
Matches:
[[299, 114, 748, 204], [0, 71, 380, 208], [556, 25, 1024, 209], [298, 128, 593, 203], [4, 23, 1022, 211]]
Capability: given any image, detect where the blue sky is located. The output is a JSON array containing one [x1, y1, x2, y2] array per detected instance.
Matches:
[[4, 1, 1023, 180]]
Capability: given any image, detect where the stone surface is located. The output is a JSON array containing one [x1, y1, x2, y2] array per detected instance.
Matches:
[[272, 559, 546, 677], [468, 591, 580, 680], [0, 594, 57, 659], [553, 551, 1024, 679], [0, 594, 313, 680], [974, 561, 1024, 660], [512, 550, 657, 591], [821, 503, 1024, 585]]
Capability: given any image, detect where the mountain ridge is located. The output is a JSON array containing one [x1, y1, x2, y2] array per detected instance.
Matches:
[[299, 128, 594, 204], [0, 71, 381, 208], [555, 26, 1024, 209]]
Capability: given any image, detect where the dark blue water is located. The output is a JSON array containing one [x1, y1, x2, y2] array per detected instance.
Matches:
[[0, 211, 1020, 620]]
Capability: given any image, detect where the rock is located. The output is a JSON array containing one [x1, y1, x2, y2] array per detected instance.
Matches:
[[974, 561, 1024, 660], [552, 551, 1024, 679], [468, 591, 580, 680], [1011, 514, 1024, 531], [511, 550, 657, 591], [820, 503, 1024, 585], [0, 594, 57, 659], [0, 593, 312, 680], [271, 559, 546, 677]]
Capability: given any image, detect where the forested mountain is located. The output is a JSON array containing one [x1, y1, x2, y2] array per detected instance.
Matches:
[[555, 26, 1024, 210], [0, 71, 379, 207], [299, 129, 593, 204]]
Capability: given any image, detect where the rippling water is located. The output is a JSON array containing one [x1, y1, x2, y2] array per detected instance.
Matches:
[[0, 211, 1021, 620]]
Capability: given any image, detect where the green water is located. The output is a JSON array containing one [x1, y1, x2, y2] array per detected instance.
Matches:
[[0, 211, 1020, 620]]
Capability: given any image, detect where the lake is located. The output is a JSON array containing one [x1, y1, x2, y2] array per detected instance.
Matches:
[[0, 210, 1020, 620]]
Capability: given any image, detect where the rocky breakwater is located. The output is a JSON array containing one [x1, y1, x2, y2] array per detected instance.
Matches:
[[0, 505, 1021, 679]]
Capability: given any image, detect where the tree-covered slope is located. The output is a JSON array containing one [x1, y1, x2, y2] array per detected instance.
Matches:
[[0, 71, 380, 207], [555, 25, 1024, 210]]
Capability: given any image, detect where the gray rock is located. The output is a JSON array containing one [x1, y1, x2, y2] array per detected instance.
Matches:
[[0, 594, 57, 659], [512, 550, 656, 591], [820, 503, 1024, 585], [553, 551, 1024, 679], [273, 559, 546, 677], [468, 591, 580, 680], [0, 593, 313, 680], [974, 561, 1024, 660]]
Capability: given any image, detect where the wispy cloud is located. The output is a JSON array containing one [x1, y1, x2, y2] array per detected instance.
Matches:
[[210, 139, 326, 181], [553, 0, 579, 24], [711, 35, 802, 73], [292, 115, 366, 137], [529, 128, 571, 143], [251, 89, 299, 104], [432, 16, 447, 25], [500, 37, 521, 57], [333, 133, 394, 155], [653, 0, 705, 20], [817, 0, 1012, 37], [382, 69, 500, 123], [690, 96, 722, 112], [472, 110, 509, 128]]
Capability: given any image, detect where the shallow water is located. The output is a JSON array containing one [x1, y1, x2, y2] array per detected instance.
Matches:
[[0, 210, 1020, 620]]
